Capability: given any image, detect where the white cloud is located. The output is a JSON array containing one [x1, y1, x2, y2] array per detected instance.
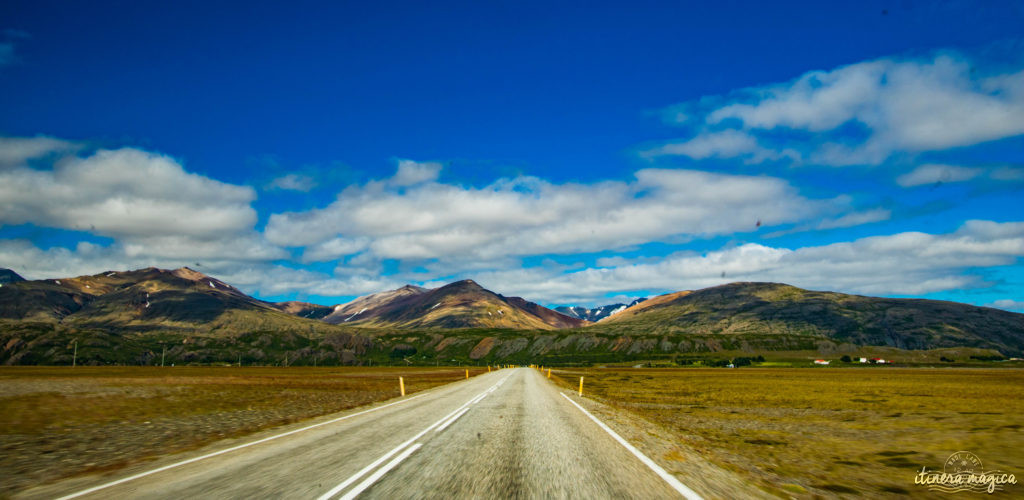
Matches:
[[990, 166, 1024, 181], [390, 159, 442, 187], [266, 161, 862, 263], [215, 264, 405, 298], [643, 130, 801, 163], [0, 136, 286, 280], [471, 220, 1024, 305], [660, 53, 1024, 166], [896, 164, 984, 187], [120, 235, 286, 261], [0, 136, 79, 168], [644, 130, 755, 159], [988, 299, 1024, 312], [266, 173, 317, 192], [815, 208, 891, 229], [0, 144, 257, 239], [303, 237, 371, 262]]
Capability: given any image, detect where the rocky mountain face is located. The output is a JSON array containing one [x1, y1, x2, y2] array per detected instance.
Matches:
[[555, 298, 647, 322], [3, 269, 1022, 365], [0, 267, 274, 325], [323, 285, 429, 324], [0, 268, 26, 285], [593, 282, 1024, 356], [0, 267, 374, 366], [324, 280, 588, 330], [271, 301, 334, 320]]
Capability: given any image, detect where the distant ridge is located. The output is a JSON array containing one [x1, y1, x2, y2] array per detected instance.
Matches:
[[3, 269, 1022, 365], [594, 282, 1024, 356], [0, 266, 330, 330], [325, 280, 588, 330], [0, 268, 25, 285], [555, 298, 647, 322], [271, 301, 334, 320]]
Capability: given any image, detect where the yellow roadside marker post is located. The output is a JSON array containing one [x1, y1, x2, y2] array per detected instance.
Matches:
[[487, 365, 491, 372], [547, 368, 551, 379], [465, 369, 469, 379], [399, 376, 405, 397], [579, 376, 584, 396]]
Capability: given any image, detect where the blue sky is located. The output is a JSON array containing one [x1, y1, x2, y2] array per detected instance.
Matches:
[[1, 1, 1022, 310]]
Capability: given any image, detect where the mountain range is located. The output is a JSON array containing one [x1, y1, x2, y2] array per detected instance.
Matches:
[[592, 283, 1023, 354], [555, 298, 647, 323], [324, 280, 587, 330], [1, 266, 1022, 365], [0, 268, 25, 285]]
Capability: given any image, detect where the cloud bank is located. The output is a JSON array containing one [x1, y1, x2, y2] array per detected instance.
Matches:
[[471, 220, 1024, 304], [267, 161, 856, 264], [651, 53, 1024, 166]]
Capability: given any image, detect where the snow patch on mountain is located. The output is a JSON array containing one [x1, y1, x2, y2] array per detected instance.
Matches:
[[344, 307, 368, 322], [554, 298, 647, 322]]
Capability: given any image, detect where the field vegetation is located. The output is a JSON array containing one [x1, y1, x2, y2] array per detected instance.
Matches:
[[0, 366, 482, 495], [550, 367, 1024, 498]]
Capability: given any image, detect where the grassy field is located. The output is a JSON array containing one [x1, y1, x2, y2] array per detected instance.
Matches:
[[0, 366, 484, 495], [550, 367, 1024, 498]]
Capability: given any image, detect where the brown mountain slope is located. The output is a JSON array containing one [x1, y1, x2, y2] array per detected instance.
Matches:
[[597, 290, 691, 323], [272, 301, 334, 320], [0, 268, 25, 285], [0, 267, 345, 333], [590, 282, 1024, 355], [502, 296, 587, 329], [0, 266, 384, 366], [327, 280, 588, 330], [323, 285, 428, 324]]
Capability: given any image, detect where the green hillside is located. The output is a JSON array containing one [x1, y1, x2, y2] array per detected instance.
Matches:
[[593, 282, 1024, 356]]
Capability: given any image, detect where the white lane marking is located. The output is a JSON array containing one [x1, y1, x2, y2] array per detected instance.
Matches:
[[560, 393, 704, 500], [317, 402, 468, 500], [434, 407, 470, 433], [319, 373, 511, 500], [339, 443, 423, 500], [56, 392, 434, 500], [466, 392, 487, 406]]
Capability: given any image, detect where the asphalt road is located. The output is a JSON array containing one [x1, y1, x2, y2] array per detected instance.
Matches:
[[24, 368, 702, 499]]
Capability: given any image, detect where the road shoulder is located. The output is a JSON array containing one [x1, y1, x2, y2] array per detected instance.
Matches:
[[555, 386, 771, 500]]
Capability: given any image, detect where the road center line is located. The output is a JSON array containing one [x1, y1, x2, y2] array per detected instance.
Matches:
[[434, 407, 470, 433], [56, 391, 433, 500], [318, 373, 510, 500], [338, 443, 423, 500], [559, 393, 704, 500]]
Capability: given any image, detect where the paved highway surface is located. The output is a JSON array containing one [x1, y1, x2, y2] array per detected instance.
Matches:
[[23, 368, 703, 499]]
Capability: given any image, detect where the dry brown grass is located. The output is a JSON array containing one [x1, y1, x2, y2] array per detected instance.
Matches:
[[551, 367, 1024, 498], [0, 366, 483, 495]]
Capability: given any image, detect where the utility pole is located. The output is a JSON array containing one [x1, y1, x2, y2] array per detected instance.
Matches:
[[237, 354, 241, 367], [72, 340, 77, 367], [161, 344, 166, 367]]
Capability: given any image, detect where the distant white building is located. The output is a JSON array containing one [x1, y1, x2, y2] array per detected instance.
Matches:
[[813, 359, 830, 365], [859, 357, 868, 363]]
